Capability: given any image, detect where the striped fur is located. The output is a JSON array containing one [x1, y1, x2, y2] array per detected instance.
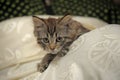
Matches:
[[32, 15, 89, 72]]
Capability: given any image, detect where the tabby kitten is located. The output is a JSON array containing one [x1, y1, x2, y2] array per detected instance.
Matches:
[[32, 15, 89, 73]]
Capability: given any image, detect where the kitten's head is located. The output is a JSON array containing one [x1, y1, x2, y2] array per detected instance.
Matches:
[[33, 15, 88, 54]]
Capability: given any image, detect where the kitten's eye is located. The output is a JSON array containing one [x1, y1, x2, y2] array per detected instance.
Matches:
[[56, 37, 64, 42], [42, 38, 49, 43]]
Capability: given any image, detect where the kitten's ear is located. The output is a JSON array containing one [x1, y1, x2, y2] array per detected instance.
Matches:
[[59, 15, 72, 24], [32, 16, 46, 37], [32, 16, 45, 27]]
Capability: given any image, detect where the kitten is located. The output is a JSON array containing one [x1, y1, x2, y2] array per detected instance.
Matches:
[[32, 15, 89, 73]]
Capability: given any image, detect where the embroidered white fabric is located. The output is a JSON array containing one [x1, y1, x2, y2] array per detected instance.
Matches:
[[33, 24, 120, 80], [1, 16, 120, 80]]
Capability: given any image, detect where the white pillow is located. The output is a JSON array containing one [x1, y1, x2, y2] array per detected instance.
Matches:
[[27, 24, 120, 80]]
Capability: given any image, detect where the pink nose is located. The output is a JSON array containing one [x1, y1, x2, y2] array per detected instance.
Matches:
[[50, 44, 56, 50], [50, 47, 55, 50]]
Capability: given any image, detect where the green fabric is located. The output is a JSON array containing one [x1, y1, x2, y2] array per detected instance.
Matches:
[[0, 0, 46, 21], [0, 0, 120, 24], [52, 0, 120, 24]]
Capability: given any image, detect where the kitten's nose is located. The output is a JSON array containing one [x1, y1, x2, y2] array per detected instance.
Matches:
[[50, 44, 56, 50]]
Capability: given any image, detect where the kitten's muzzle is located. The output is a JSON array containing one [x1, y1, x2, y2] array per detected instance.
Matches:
[[49, 44, 56, 50]]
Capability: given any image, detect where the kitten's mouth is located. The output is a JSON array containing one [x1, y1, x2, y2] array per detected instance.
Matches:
[[49, 48, 62, 54]]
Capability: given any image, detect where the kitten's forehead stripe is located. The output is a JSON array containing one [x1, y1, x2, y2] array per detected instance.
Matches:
[[46, 18, 57, 36]]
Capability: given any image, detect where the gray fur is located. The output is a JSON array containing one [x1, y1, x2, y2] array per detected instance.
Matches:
[[33, 15, 89, 72]]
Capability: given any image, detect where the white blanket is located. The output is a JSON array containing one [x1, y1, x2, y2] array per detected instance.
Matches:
[[0, 16, 120, 80]]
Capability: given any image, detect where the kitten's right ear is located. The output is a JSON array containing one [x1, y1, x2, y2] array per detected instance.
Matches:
[[32, 16, 45, 27], [32, 16, 46, 36]]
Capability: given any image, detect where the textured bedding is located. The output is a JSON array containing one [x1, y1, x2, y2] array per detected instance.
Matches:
[[1, 16, 120, 80]]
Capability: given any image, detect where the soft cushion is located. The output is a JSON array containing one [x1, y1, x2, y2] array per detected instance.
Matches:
[[35, 24, 120, 80]]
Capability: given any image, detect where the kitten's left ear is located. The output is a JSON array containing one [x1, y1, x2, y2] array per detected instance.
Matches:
[[59, 15, 72, 24]]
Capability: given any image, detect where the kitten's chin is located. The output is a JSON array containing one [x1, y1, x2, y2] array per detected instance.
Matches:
[[50, 50, 59, 54], [48, 49, 60, 54], [51, 52, 58, 54], [46, 48, 62, 54]]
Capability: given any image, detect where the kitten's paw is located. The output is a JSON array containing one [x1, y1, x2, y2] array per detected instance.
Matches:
[[37, 63, 49, 73]]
